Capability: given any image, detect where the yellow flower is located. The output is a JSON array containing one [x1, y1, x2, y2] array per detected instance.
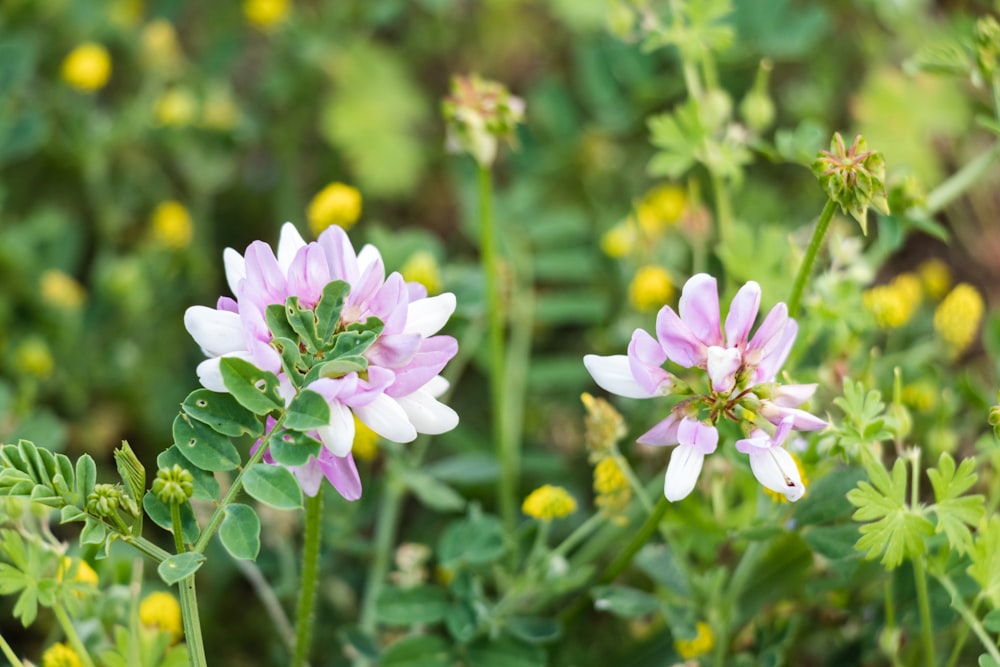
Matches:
[[61, 43, 112, 92], [244, 0, 291, 30], [42, 642, 82, 667], [139, 591, 183, 643], [862, 273, 922, 329], [155, 88, 198, 127], [141, 19, 184, 74], [934, 283, 984, 356], [593, 456, 631, 517], [40, 270, 86, 310], [600, 221, 637, 259], [634, 184, 686, 235], [764, 451, 807, 503], [400, 250, 442, 296], [200, 87, 240, 131], [58, 557, 99, 586], [352, 415, 379, 462], [14, 338, 53, 378], [629, 265, 674, 312], [918, 258, 952, 300], [674, 621, 714, 660], [108, 0, 144, 28], [521, 485, 577, 521], [307, 182, 362, 236], [902, 382, 936, 413], [150, 200, 193, 249], [581, 392, 626, 461]]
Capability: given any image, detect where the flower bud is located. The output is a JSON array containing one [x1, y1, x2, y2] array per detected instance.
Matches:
[[152, 465, 195, 505], [812, 133, 889, 235], [976, 16, 1000, 79], [988, 405, 1000, 428], [739, 60, 776, 133], [87, 483, 122, 517], [442, 74, 524, 167]]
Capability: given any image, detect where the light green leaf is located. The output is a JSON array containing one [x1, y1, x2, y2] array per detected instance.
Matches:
[[80, 517, 107, 546], [243, 464, 303, 510], [172, 413, 241, 472], [983, 609, 1000, 633], [591, 585, 660, 618], [375, 585, 448, 626], [157, 552, 206, 586], [285, 390, 331, 432], [437, 515, 506, 566], [928, 452, 985, 555], [380, 635, 452, 667], [74, 454, 96, 504], [219, 503, 261, 561], [182, 389, 263, 438], [219, 357, 283, 416]]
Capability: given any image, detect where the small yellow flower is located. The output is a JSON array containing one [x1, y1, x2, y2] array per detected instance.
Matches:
[[934, 283, 984, 356], [14, 338, 54, 378], [141, 19, 184, 74], [139, 591, 183, 643], [200, 87, 240, 131], [61, 43, 112, 92], [862, 273, 922, 329], [581, 392, 626, 461], [902, 382, 936, 413], [600, 221, 637, 259], [763, 451, 807, 503], [674, 621, 714, 660], [593, 456, 632, 517], [634, 184, 686, 235], [400, 250, 442, 296], [244, 0, 291, 30], [150, 200, 193, 249], [629, 265, 674, 312], [352, 415, 379, 462], [108, 0, 144, 28], [521, 485, 577, 521], [58, 557, 99, 586], [42, 642, 82, 667], [918, 258, 952, 301], [155, 88, 198, 127], [40, 270, 86, 310], [307, 182, 362, 236]]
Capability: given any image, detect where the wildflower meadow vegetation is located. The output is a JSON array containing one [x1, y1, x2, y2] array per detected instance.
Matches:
[[4, 1, 1000, 666]]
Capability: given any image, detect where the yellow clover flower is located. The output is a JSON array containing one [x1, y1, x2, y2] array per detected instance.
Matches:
[[42, 642, 82, 667], [634, 184, 686, 235], [141, 19, 184, 74], [351, 415, 379, 462], [150, 200, 194, 250], [862, 273, 922, 329], [600, 221, 637, 259], [244, 0, 291, 30], [522, 485, 577, 521], [593, 456, 631, 518], [307, 182, 362, 236], [40, 270, 86, 310], [934, 283, 984, 356], [629, 265, 674, 312], [918, 257, 952, 301], [140, 591, 183, 643], [61, 43, 112, 92], [14, 338, 54, 378], [155, 88, 198, 127], [401, 250, 442, 296], [675, 621, 714, 660]]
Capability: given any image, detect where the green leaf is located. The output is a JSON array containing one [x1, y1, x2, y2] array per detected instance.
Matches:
[[243, 464, 303, 510], [157, 446, 220, 501], [114, 441, 145, 511], [927, 452, 985, 555], [302, 357, 369, 385], [380, 635, 452, 667], [219, 503, 261, 561], [80, 517, 107, 546], [284, 296, 321, 353], [465, 637, 545, 667], [647, 99, 703, 178], [182, 389, 263, 438], [793, 467, 867, 525], [285, 390, 332, 431], [315, 280, 350, 345], [591, 585, 660, 618], [504, 617, 561, 645], [265, 304, 299, 343], [74, 454, 96, 503], [157, 552, 206, 586], [803, 524, 860, 560], [59, 506, 85, 524], [395, 463, 466, 513], [219, 357, 284, 416], [172, 413, 241, 472], [980, 655, 1000, 667], [633, 544, 691, 597], [272, 336, 308, 387], [983, 609, 1000, 633], [444, 603, 479, 643], [375, 585, 448, 626], [0, 562, 28, 595], [143, 492, 200, 545], [327, 328, 379, 361], [437, 515, 506, 566], [969, 516, 1000, 608], [13, 584, 39, 626], [268, 429, 323, 467]]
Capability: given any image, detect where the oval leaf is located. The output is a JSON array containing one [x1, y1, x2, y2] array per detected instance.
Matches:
[[219, 357, 284, 416], [375, 585, 448, 626], [172, 413, 241, 472], [380, 635, 452, 667], [285, 390, 331, 431], [437, 515, 505, 566], [243, 464, 303, 510], [183, 389, 263, 438], [219, 503, 261, 561], [158, 552, 206, 586], [157, 446, 220, 501], [268, 429, 322, 467]]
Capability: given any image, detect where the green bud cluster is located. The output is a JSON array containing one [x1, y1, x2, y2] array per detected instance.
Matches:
[[442, 74, 525, 167], [87, 483, 122, 517], [811, 132, 889, 235], [152, 464, 195, 505], [976, 16, 1000, 80]]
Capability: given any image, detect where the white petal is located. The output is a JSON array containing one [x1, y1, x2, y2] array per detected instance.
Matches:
[[357, 244, 382, 273], [749, 448, 804, 501], [196, 358, 226, 392], [423, 375, 450, 398], [663, 443, 705, 502], [404, 293, 457, 337], [223, 248, 246, 296], [395, 389, 459, 434], [277, 222, 307, 272], [315, 402, 355, 457], [184, 306, 247, 356], [583, 355, 655, 399], [353, 394, 418, 443]]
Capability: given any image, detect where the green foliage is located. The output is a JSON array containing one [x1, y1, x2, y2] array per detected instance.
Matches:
[[827, 381, 893, 460], [969, 516, 1000, 609], [376, 585, 449, 626], [219, 503, 262, 561], [927, 452, 985, 554], [242, 464, 303, 510], [157, 552, 206, 586], [219, 358, 285, 417], [171, 412, 242, 473]]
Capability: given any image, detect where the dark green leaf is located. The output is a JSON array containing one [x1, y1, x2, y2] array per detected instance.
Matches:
[[285, 390, 331, 431], [445, 603, 479, 643], [75, 454, 96, 502], [182, 389, 263, 438], [375, 585, 448, 626], [803, 524, 860, 560], [243, 464, 303, 510], [465, 637, 545, 667], [265, 304, 299, 342], [504, 617, 561, 645], [284, 297, 321, 353], [793, 467, 866, 525], [219, 504, 261, 561], [315, 280, 350, 345], [380, 635, 452, 667], [272, 336, 307, 387], [268, 429, 323, 467], [172, 413, 241, 472], [394, 462, 465, 513], [302, 357, 368, 385], [634, 544, 691, 597], [157, 552, 206, 586], [438, 515, 506, 566], [219, 357, 284, 416]]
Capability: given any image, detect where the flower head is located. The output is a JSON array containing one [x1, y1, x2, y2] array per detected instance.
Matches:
[[140, 591, 183, 643], [150, 200, 193, 249], [934, 283, 984, 357], [400, 250, 442, 296], [307, 182, 362, 236], [442, 74, 525, 166], [244, 0, 291, 30], [674, 621, 714, 660], [629, 265, 674, 312], [42, 643, 82, 667], [522, 485, 577, 521], [812, 132, 889, 235], [61, 43, 111, 92], [40, 270, 86, 310]]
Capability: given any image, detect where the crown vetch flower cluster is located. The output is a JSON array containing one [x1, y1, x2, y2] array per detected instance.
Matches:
[[584, 273, 826, 502], [185, 223, 459, 499]]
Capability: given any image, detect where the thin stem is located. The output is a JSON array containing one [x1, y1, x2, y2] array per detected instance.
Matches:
[[614, 454, 654, 513], [121, 534, 171, 562], [478, 164, 514, 533], [551, 512, 605, 561], [234, 558, 296, 651], [53, 603, 97, 667], [292, 488, 324, 667], [0, 632, 24, 667], [178, 573, 208, 667], [788, 199, 837, 318], [710, 160, 733, 246], [909, 452, 935, 667], [358, 472, 404, 637], [923, 145, 1000, 215], [170, 503, 186, 554], [936, 574, 1000, 665]]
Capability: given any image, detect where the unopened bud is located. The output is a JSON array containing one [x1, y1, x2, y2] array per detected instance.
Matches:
[[739, 60, 775, 132], [87, 483, 122, 517], [812, 132, 889, 235], [152, 464, 195, 505], [988, 405, 1000, 427], [442, 74, 524, 167]]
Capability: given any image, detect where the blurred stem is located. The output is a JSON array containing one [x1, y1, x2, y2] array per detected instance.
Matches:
[[127, 560, 143, 667], [234, 558, 296, 651], [909, 452, 935, 667], [53, 603, 96, 667], [122, 534, 170, 562], [923, 144, 1000, 215], [292, 488, 323, 667], [937, 574, 1000, 666], [787, 199, 837, 318], [710, 172, 733, 247], [358, 467, 404, 638], [478, 164, 514, 533], [0, 632, 23, 667], [551, 512, 605, 561], [884, 577, 906, 667]]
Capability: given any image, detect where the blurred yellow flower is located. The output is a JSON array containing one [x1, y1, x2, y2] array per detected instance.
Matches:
[[522, 485, 577, 521], [307, 182, 362, 236], [600, 221, 636, 259], [918, 258, 952, 300], [401, 250, 442, 296], [862, 273, 922, 329], [40, 270, 86, 310], [629, 265, 673, 312], [155, 88, 198, 127], [150, 201, 193, 249], [200, 87, 240, 131], [634, 184, 685, 235], [934, 283, 984, 356], [593, 456, 631, 518], [58, 556, 99, 586], [352, 415, 379, 462], [581, 392, 626, 461], [139, 591, 183, 643], [14, 338, 54, 378], [244, 0, 291, 30], [61, 43, 111, 92], [109, 0, 144, 28], [141, 19, 184, 74], [675, 621, 714, 659], [902, 382, 936, 413], [42, 642, 82, 667]]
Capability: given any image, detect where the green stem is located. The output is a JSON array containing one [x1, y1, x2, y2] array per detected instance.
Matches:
[[909, 451, 935, 667], [923, 145, 1000, 215], [292, 488, 324, 667], [0, 633, 23, 667], [478, 164, 513, 533], [550, 512, 605, 561], [121, 534, 171, 562], [358, 471, 404, 638], [234, 558, 296, 651], [709, 161, 732, 246], [170, 503, 186, 554], [936, 574, 1000, 666], [53, 603, 96, 667], [178, 572, 208, 667], [787, 199, 837, 318]]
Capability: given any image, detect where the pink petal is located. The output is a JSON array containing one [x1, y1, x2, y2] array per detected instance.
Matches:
[[706, 346, 741, 393], [655, 306, 706, 368], [627, 329, 672, 396], [678, 273, 723, 347], [724, 281, 761, 349], [677, 417, 718, 455], [637, 413, 681, 446]]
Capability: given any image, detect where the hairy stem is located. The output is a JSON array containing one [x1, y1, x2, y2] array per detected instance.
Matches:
[[292, 488, 324, 667], [788, 199, 837, 318]]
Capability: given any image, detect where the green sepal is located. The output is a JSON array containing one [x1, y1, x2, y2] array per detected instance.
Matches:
[[285, 389, 331, 431], [157, 446, 220, 502], [315, 280, 350, 345], [182, 389, 263, 438], [157, 552, 206, 586], [172, 412, 241, 472], [243, 464, 303, 510], [143, 492, 200, 545], [219, 503, 261, 561], [268, 429, 322, 467], [219, 357, 284, 416]]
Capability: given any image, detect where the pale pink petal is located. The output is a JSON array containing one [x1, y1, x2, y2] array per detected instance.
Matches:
[[285, 244, 331, 309], [184, 307, 247, 356], [583, 354, 655, 399], [223, 248, 246, 297], [637, 413, 681, 446], [315, 451, 362, 501], [395, 389, 460, 434], [277, 222, 307, 272], [748, 447, 804, 501], [706, 346, 742, 393], [678, 273, 723, 347], [317, 225, 359, 284], [676, 417, 719, 455], [754, 319, 798, 385], [353, 394, 417, 443], [404, 293, 457, 337], [627, 329, 672, 396], [655, 307, 707, 368], [315, 401, 355, 457], [771, 383, 817, 407], [724, 281, 761, 349], [759, 402, 827, 431]]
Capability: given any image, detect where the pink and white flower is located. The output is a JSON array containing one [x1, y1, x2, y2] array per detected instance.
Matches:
[[735, 417, 805, 501]]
